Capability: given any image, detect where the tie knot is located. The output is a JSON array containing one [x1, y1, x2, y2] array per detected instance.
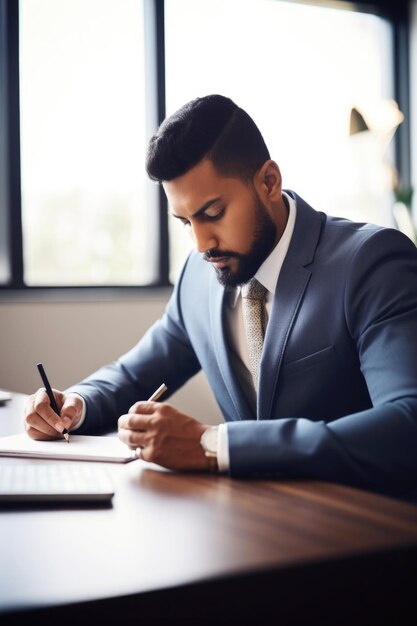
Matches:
[[242, 278, 267, 302]]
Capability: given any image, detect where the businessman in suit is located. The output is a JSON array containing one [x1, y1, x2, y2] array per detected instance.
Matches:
[[24, 95, 417, 499]]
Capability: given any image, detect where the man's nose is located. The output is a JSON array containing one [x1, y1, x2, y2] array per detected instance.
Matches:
[[192, 222, 218, 254]]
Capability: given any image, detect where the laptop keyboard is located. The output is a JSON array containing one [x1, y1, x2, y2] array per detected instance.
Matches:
[[0, 463, 115, 502]]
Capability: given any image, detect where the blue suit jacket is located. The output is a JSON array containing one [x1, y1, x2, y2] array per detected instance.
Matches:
[[69, 192, 417, 498]]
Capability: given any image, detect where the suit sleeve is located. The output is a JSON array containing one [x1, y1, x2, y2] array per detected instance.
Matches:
[[227, 228, 417, 498], [65, 257, 201, 434]]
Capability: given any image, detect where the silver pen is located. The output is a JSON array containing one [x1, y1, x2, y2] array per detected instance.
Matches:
[[147, 383, 167, 402]]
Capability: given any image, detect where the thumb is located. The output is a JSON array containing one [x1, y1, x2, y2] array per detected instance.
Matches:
[[60, 394, 84, 430], [128, 400, 155, 414]]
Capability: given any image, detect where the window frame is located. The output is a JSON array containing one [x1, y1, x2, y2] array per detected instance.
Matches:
[[0, 0, 412, 293]]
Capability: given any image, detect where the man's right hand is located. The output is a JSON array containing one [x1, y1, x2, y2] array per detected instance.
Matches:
[[24, 389, 83, 440]]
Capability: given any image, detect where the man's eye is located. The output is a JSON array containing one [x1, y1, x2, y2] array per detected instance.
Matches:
[[203, 207, 225, 221], [180, 219, 191, 227]]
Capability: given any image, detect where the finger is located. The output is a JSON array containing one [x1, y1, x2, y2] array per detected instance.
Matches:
[[60, 394, 83, 430], [118, 428, 147, 450], [24, 392, 64, 440], [128, 400, 158, 414], [118, 411, 151, 431], [25, 410, 66, 439], [33, 388, 67, 434], [25, 424, 62, 441]]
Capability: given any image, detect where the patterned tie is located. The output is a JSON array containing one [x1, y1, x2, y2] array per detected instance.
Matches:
[[241, 278, 268, 391]]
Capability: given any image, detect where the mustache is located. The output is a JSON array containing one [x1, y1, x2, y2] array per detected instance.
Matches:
[[203, 249, 242, 262]]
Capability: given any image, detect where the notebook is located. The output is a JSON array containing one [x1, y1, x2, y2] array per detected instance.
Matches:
[[0, 434, 139, 463], [0, 463, 115, 502]]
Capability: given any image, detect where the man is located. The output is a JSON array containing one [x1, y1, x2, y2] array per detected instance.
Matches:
[[24, 95, 417, 499]]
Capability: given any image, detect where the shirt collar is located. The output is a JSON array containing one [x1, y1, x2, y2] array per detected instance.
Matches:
[[229, 191, 297, 307]]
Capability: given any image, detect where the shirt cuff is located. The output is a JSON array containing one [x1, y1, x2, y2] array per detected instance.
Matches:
[[217, 423, 230, 472]]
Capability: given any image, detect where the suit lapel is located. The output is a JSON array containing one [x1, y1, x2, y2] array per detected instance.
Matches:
[[258, 194, 324, 419]]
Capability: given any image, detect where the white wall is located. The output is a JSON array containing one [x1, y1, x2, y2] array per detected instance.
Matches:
[[0, 291, 222, 425]]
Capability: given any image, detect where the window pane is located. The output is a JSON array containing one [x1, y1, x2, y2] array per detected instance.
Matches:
[[165, 0, 395, 282], [19, 0, 156, 286], [0, 4, 11, 285]]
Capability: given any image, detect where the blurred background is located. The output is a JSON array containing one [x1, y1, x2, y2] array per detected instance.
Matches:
[[0, 0, 416, 423]]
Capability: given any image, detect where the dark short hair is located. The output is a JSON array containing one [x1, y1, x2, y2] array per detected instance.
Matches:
[[146, 94, 270, 182]]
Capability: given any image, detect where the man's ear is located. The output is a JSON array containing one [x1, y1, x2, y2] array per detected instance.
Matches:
[[254, 160, 282, 202]]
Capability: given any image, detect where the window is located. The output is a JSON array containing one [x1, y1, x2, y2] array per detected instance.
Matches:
[[18, 0, 161, 286], [0, 0, 11, 284], [0, 0, 411, 289], [165, 0, 397, 281]]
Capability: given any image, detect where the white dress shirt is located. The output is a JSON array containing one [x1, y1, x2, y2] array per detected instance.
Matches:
[[217, 191, 296, 471]]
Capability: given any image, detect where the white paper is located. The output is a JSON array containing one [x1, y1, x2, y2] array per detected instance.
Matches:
[[0, 434, 138, 463]]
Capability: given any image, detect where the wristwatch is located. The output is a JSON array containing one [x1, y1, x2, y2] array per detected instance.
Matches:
[[200, 426, 219, 473]]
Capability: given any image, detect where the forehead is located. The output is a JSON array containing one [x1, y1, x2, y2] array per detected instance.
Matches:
[[163, 159, 248, 215]]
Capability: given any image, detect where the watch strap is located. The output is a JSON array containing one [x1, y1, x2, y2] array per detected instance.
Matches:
[[204, 450, 218, 473]]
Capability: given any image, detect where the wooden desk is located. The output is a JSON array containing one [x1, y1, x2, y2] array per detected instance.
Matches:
[[1, 393, 417, 625]]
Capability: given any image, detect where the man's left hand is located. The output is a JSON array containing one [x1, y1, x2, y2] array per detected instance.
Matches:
[[118, 401, 210, 470]]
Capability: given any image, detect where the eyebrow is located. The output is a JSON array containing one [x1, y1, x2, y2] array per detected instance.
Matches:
[[172, 197, 223, 220]]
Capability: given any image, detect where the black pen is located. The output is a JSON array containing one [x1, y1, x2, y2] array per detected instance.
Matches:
[[37, 363, 70, 443]]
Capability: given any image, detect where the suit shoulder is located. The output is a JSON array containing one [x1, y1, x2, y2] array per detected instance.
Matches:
[[324, 213, 385, 238], [323, 214, 417, 255]]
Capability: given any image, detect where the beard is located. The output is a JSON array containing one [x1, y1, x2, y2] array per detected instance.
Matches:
[[204, 194, 278, 288]]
